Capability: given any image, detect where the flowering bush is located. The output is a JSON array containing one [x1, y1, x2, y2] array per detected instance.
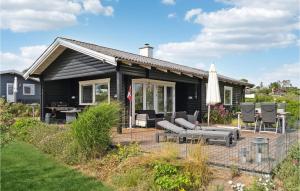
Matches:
[[228, 180, 245, 191], [205, 104, 233, 124], [245, 175, 275, 191], [228, 175, 274, 191]]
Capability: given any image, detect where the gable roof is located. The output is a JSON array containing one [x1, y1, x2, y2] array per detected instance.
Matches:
[[1, 70, 39, 82], [24, 37, 253, 87]]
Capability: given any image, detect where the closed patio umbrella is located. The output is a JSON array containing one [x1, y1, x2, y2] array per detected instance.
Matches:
[[206, 64, 221, 126], [13, 76, 18, 102]]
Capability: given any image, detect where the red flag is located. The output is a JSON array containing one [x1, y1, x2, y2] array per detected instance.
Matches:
[[127, 85, 132, 102]]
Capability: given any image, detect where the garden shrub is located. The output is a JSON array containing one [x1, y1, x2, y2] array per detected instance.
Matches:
[[154, 163, 191, 191], [185, 143, 212, 190], [275, 143, 300, 191], [204, 104, 233, 124], [114, 142, 141, 161], [0, 100, 15, 147], [11, 118, 41, 141], [72, 102, 121, 158], [244, 175, 274, 191], [12, 117, 85, 164], [111, 167, 154, 191], [6, 102, 40, 118]]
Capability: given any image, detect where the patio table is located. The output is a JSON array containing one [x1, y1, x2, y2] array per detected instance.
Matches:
[[237, 112, 290, 134], [61, 109, 81, 123]]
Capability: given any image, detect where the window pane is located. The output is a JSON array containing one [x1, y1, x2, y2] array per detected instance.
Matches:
[[134, 83, 143, 111], [95, 84, 108, 103], [81, 85, 93, 103], [225, 89, 232, 105], [146, 84, 154, 110], [157, 86, 164, 112], [24, 86, 31, 94], [8, 85, 13, 95], [166, 87, 173, 112]]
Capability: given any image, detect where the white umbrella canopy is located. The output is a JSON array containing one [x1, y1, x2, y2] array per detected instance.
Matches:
[[13, 76, 18, 102], [13, 76, 18, 93], [206, 64, 221, 126]]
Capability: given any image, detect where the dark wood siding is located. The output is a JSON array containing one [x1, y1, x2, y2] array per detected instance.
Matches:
[[149, 69, 199, 84], [43, 73, 115, 106], [199, 78, 245, 120], [43, 49, 116, 81], [119, 64, 147, 77]]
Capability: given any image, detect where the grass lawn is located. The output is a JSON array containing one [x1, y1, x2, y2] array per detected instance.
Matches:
[[1, 141, 112, 191]]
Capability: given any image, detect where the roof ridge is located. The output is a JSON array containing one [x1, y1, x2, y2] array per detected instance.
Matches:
[[58, 37, 208, 74]]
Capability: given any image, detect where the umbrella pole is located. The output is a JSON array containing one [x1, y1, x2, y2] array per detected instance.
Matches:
[[208, 104, 210, 127]]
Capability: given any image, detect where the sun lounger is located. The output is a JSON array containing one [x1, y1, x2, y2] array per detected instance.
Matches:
[[156, 120, 233, 147], [174, 118, 240, 141]]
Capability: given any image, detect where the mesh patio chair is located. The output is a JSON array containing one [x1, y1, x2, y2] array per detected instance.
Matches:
[[260, 103, 279, 134], [240, 102, 258, 133], [187, 110, 200, 124]]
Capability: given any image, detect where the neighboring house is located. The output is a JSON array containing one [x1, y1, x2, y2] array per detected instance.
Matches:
[[0, 70, 41, 104], [245, 87, 255, 99], [24, 37, 253, 125]]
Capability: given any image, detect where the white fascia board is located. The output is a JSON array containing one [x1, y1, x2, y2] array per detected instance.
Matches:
[[24, 40, 60, 79], [156, 68, 168, 73], [24, 38, 117, 79], [58, 39, 116, 66]]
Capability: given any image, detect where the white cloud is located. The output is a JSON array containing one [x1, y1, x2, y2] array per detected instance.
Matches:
[[156, 0, 299, 64], [0, 45, 47, 71], [257, 63, 300, 87], [162, 0, 176, 5], [167, 13, 177, 19], [0, 0, 114, 32], [83, 0, 114, 16], [184, 9, 202, 21]]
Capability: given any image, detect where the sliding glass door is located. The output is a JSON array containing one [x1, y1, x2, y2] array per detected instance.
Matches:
[[157, 85, 164, 113], [132, 79, 175, 124]]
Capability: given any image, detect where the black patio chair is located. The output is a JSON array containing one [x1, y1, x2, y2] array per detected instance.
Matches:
[[260, 103, 279, 134], [240, 102, 258, 133]]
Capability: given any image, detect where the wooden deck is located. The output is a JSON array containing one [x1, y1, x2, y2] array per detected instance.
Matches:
[[112, 127, 298, 173]]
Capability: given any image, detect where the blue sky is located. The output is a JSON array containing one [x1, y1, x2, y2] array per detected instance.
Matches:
[[1, 0, 299, 87]]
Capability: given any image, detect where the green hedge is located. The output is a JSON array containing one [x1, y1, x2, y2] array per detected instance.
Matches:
[[72, 102, 121, 158]]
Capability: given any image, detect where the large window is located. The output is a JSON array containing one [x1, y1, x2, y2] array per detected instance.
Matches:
[[79, 78, 110, 105], [23, 84, 35, 95], [132, 79, 175, 117], [224, 86, 233, 105]]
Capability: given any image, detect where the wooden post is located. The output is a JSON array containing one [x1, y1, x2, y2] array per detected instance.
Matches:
[[40, 76, 45, 121], [116, 66, 123, 134]]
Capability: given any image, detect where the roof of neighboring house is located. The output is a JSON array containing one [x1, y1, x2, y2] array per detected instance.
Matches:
[[24, 37, 253, 87], [1, 70, 40, 82]]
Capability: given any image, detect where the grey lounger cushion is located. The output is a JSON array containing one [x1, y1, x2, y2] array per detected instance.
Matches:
[[175, 118, 240, 141], [157, 120, 233, 146]]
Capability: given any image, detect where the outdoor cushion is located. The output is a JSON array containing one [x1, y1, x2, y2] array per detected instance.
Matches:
[[175, 118, 240, 141]]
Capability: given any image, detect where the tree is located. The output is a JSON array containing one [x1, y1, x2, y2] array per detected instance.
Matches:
[[240, 79, 248, 82], [269, 81, 281, 89], [281, 80, 292, 88]]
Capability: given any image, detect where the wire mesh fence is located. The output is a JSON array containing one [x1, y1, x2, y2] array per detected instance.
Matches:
[[112, 127, 299, 174]]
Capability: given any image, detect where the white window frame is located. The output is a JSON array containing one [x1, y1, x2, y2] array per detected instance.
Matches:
[[79, 78, 110, 105], [224, 86, 233, 105], [132, 79, 176, 125], [23, 84, 35, 95]]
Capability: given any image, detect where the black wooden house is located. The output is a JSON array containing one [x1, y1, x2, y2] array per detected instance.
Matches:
[[24, 37, 252, 128]]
